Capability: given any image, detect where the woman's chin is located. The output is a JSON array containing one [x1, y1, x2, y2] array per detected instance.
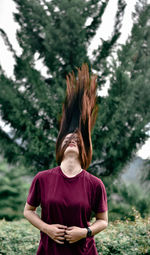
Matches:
[[64, 146, 79, 155]]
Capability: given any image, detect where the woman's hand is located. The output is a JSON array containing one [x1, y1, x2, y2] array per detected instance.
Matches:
[[45, 224, 67, 244], [64, 226, 87, 244]]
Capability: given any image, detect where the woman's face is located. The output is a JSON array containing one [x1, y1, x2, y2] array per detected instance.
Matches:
[[61, 133, 80, 155]]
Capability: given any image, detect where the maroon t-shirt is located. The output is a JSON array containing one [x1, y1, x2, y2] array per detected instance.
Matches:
[[27, 166, 107, 255]]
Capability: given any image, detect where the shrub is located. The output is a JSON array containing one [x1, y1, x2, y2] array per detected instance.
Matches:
[[0, 158, 31, 221], [0, 209, 149, 255], [108, 182, 150, 221], [96, 208, 150, 255]]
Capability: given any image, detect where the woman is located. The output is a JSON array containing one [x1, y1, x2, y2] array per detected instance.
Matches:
[[24, 64, 108, 255]]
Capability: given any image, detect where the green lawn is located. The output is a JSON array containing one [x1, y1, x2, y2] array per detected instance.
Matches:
[[0, 213, 149, 255]]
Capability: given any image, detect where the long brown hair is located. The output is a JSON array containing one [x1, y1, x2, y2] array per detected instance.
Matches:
[[56, 64, 98, 170]]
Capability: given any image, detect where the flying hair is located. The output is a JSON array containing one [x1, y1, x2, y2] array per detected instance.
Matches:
[[56, 63, 98, 170]]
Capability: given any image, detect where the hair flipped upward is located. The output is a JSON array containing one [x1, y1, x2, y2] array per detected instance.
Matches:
[[56, 64, 98, 170]]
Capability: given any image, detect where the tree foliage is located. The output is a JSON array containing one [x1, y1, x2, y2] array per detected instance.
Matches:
[[91, 1, 150, 178], [0, 0, 149, 180], [0, 157, 30, 220], [0, 0, 126, 174], [140, 158, 150, 189]]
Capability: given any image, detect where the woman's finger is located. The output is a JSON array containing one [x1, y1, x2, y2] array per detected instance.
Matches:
[[55, 239, 64, 244], [65, 235, 71, 241], [64, 234, 70, 238], [57, 236, 65, 241], [67, 226, 73, 230], [56, 230, 66, 236], [59, 229, 66, 234], [69, 240, 75, 244], [57, 224, 67, 229], [65, 237, 70, 241], [65, 230, 71, 235]]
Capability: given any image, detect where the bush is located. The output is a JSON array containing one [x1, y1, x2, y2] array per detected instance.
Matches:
[[0, 158, 31, 221], [96, 208, 150, 255], [108, 182, 150, 221], [0, 209, 149, 255], [0, 219, 39, 254]]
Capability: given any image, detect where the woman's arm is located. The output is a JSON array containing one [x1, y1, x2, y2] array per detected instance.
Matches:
[[64, 211, 108, 243], [89, 211, 108, 236], [23, 202, 48, 232], [24, 202, 67, 244]]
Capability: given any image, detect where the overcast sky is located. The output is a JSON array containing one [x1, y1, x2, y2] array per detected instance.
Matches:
[[0, 0, 150, 159]]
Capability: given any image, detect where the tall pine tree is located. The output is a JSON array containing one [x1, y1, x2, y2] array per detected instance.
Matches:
[[91, 1, 150, 178], [0, 0, 126, 173], [0, 0, 149, 180]]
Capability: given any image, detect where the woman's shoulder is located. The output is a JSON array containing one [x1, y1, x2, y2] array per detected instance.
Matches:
[[84, 170, 105, 187], [84, 171, 107, 198], [33, 166, 59, 180]]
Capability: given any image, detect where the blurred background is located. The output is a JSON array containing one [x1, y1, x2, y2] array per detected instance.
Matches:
[[0, 0, 150, 224]]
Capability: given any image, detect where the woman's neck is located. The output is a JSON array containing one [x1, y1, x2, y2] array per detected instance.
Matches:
[[60, 154, 82, 177]]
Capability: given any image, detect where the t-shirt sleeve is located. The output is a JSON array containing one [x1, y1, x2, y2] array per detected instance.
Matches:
[[27, 173, 41, 207], [92, 179, 108, 213]]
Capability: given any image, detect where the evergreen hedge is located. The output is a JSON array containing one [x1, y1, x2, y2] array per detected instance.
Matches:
[[0, 209, 149, 255]]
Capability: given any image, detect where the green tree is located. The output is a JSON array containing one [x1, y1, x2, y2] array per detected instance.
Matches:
[[0, 157, 30, 220], [0, 0, 150, 183], [108, 181, 150, 221], [140, 158, 150, 189], [0, 0, 126, 173], [91, 1, 150, 178]]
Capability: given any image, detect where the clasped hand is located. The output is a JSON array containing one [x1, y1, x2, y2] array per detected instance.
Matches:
[[46, 224, 86, 244]]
